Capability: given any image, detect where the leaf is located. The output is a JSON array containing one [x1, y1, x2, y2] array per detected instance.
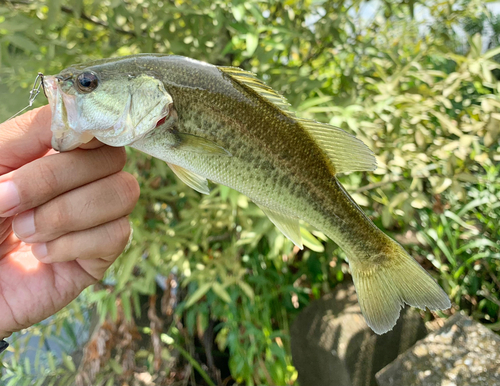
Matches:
[[185, 283, 212, 308], [297, 96, 334, 111], [109, 358, 124, 374], [62, 353, 75, 372], [431, 111, 462, 136], [215, 327, 230, 351], [47, 353, 56, 372], [48, 0, 62, 25], [232, 4, 245, 22], [246, 33, 259, 56], [62, 319, 78, 347], [382, 206, 393, 228], [457, 197, 490, 217], [116, 248, 141, 290], [132, 290, 141, 318], [24, 357, 30, 375], [212, 282, 231, 303], [238, 281, 255, 302], [300, 228, 324, 252], [0, 20, 30, 32], [121, 292, 133, 321], [2, 35, 38, 52], [444, 210, 479, 232], [174, 344, 217, 386], [483, 45, 500, 61], [433, 177, 452, 194], [456, 239, 499, 254], [436, 239, 455, 266]]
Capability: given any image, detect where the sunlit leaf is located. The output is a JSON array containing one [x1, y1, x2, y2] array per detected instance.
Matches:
[[245, 33, 258, 56], [185, 283, 212, 308], [212, 282, 231, 303], [300, 228, 324, 252]]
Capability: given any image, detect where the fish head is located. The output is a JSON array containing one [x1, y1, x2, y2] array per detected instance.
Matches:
[[44, 61, 173, 151]]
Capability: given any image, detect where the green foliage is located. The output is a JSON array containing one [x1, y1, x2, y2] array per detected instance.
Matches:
[[1, 0, 499, 385]]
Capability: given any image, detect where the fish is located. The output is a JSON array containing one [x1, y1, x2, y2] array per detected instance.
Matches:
[[43, 54, 451, 334]]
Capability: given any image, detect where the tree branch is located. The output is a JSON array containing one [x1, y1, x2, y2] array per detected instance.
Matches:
[[1, 0, 138, 37], [60, 5, 138, 37], [353, 177, 404, 194]]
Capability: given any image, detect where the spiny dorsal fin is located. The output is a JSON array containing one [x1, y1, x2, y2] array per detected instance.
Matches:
[[257, 205, 303, 249], [219, 66, 292, 113], [297, 118, 377, 174], [168, 163, 210, 195]]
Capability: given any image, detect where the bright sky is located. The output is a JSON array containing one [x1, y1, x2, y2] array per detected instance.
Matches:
[[354, 0, 500, 51], [357, 1, 500, 19]]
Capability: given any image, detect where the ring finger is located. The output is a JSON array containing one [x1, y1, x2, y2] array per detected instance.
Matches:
[[12, 171, 139, 244]]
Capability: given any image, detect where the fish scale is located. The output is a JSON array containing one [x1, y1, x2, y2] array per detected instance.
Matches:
[[44, 54, 451, 334]]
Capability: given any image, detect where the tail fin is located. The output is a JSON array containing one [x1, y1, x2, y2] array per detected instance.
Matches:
[[349, 243, 451, 335]]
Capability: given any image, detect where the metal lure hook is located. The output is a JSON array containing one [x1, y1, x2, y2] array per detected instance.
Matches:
[[7, 72, 46, 121]]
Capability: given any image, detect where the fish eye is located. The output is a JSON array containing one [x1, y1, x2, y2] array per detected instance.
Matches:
[[76, 72, 99, 93]]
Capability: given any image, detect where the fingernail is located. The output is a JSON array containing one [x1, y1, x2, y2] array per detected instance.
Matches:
[[0, 181, 20, 215], [12, 210, 35, 239], [32, 243, 48, 261]]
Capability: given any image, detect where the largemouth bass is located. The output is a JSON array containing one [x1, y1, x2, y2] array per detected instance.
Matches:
[[43, 54, 450, 334]]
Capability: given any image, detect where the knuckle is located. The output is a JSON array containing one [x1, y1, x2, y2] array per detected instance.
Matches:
[[49, 200, 70, 230], [32, 161, 60, 197], [30, 107, 51, 131], [114, 147, 128, 169], [10, 107, 46, 135], [99, 146, 127, 172], [106, 217, 131, 252], [114, 172, 140, 212], [116, 217, 132, 247]]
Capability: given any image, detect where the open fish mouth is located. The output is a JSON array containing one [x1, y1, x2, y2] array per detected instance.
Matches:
[[44, 72, 173, 152], [43, 76, 94, 152]]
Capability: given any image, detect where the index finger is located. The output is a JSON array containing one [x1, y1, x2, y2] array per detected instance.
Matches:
[[0, 106, 104, 174], [0, 106, 52, 175]]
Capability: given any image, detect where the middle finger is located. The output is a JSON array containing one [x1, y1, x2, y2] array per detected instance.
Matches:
[[12, 171, 139, 243]]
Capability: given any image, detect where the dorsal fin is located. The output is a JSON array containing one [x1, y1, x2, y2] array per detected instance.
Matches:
[[218, 66, 292, 113], [297, 118, 377, 174], [219, 66, 376, 174]]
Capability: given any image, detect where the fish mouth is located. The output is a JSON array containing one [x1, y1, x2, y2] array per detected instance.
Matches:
[[44, 76, 94, 152]]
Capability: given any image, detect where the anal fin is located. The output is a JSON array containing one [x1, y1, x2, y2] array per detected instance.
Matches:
[[168, 163, 210, 195], [258, 205, 303, 249]]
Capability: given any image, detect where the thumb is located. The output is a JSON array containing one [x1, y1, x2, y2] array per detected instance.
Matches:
[[0, 106, 52, 175]]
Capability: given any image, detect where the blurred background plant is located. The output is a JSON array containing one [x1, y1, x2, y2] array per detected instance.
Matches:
[[0, 0, 499, 385]]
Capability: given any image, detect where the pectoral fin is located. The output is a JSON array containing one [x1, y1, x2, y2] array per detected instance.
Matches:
[[258, 205, 303, 249], [168, 163, 210, 195], [175, 133, 232, 156]]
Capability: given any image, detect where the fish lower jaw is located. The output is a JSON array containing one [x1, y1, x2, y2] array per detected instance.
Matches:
[[51, 130, 95, 152]]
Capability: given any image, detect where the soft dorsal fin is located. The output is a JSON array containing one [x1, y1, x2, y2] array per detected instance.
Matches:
[[297, 118, 377, 174], [218, 66, 292, 113], [257, 205, 303, 249], [219, 66, 376, 174], [168, 163, 210, 195]]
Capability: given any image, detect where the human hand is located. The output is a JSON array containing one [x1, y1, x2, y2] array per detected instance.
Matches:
[[0, 106, 140, 339]]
